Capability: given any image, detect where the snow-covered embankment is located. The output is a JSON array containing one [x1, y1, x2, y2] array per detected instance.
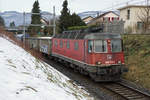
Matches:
[[0, 37, 93, 100]]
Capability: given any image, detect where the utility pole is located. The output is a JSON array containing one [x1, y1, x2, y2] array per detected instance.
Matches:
[[23, 12, 26, 46], [0, 0, 2, 12], [126, 1, 129, 6], [52, 6, 56, 37], [112, 3, 114, 11], [146, 0, 149, 5]]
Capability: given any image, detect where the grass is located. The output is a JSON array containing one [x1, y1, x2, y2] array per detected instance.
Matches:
[[0, 28, 93, 100], [122, 34, 150, 89]]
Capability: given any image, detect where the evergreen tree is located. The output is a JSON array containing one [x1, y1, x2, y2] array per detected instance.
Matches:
[[58, 0, 86, 33], [0, 16, 5, 26], [58, 0, 71, 33], [28, 0, 41, 36], [70, 13, 86, 27]]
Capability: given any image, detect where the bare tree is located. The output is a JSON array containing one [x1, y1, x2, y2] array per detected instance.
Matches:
[[138, 2, 150, 33]]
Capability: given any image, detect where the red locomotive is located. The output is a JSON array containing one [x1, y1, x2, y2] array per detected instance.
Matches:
[[52, 30, 127, 81], [26, 26, 128, 81]]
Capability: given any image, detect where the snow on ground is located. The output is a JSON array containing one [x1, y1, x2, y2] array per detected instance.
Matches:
[[0, 37, 94, 100]]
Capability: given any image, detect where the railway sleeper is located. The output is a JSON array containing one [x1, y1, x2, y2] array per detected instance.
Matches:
[[113, 88, 128, 91], [113, 88, 133, 92], [125, 95, 145, 99], [109, 88, 142, 96], [113, 91, 145, 99]]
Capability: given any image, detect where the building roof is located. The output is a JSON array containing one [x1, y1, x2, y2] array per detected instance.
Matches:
[[118, 5, 148, 10], [95, 11, 119, 19], [54, 30, 121, 39], [88, 11, 119, 24], [82, 16, 93, 20], [41, 18, 49, 25], [27, 37, 52, 40]]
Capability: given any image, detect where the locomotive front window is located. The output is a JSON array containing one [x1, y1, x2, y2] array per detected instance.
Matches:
[[88, 40, 93, 53], [111, 39, 122, 52], [94, 40, 107, 53]]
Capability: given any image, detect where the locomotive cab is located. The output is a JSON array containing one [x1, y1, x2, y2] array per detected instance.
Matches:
[[87, 39, 124, 65], [84, 33, 128, 81]]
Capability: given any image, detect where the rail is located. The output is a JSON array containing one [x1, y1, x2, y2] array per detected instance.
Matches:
[[101, 81, 150, 100]]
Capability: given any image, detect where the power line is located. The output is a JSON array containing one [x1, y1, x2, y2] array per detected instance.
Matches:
[[0, 0, 1, 12], [102, 0, 146, 11]]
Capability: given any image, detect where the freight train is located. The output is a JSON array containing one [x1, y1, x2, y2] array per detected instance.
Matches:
[[26, 29, 128, 82]]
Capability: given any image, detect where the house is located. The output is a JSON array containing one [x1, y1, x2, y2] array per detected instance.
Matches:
[[41, 18, 49, 25], [87, 11, 119, 26], [118, 5, 149, 33], [82, 16, 93, 24]]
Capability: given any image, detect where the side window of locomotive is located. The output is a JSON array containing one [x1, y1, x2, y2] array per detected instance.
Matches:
[[94, 40, 107, 53], [54, 40, 57, 46], [60, 40, 63, 48], [88, 40, 93, 53], [111, 39, 122, 52], [74, 42, 78, 50], [67, 40, 70, 49]]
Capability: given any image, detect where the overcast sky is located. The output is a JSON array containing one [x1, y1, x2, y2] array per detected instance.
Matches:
[[0, 0, 141, 14]]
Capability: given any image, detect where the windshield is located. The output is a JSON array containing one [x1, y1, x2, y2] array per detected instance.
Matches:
[[94, 40, 107, 53], [111, 39, 122, 52], [88, 40, 93, 53]]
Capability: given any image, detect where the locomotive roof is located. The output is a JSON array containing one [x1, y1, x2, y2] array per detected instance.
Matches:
[[54, 30, 121, 40], [37, 37, 52, 39], [84, 33, 121, 39], [26, 37, 52, 40]]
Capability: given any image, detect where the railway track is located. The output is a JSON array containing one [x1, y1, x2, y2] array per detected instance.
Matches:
[[42, 56, 150, 100], [101, 82, 150, 100]]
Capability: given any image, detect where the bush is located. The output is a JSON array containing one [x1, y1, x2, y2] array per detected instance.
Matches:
[[68, 26, 88, 30], [123, 34, 150, 89]]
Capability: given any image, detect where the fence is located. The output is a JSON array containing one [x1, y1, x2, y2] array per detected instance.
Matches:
[[0, 27, 43, 60], [103, 18, 125, 34]]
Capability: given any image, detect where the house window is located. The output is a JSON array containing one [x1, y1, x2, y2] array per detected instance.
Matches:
[[67, 40, 70, 49], [74, 42, 78, 50], [127, 9, 130, 20], [137, 22, 144, 30], [108, 17, 110, 21], [112, 17, 114, 21], [60, 40, 63, 48]]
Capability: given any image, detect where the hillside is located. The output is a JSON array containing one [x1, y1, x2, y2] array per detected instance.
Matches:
[[0, 11, 53, 26], [123, 34, 150, 89], [0, 37, 93, 100], [1, 11, 99, 26], [0, 10, 120, 27]]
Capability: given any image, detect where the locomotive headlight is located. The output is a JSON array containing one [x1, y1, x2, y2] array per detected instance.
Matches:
[[97, 61, 101, 65], [118, 61, 121, 64]]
